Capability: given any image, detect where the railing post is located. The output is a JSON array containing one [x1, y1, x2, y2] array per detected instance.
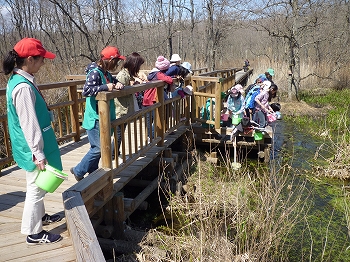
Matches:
[[191, 76, 199, 120], [68, 84, 81, 142], [185, 95, 191, 125], [98, 99, 112, 169], [215, 82, 222, 129], [155, 85, 165, 147], [113, 192, 126, 239]]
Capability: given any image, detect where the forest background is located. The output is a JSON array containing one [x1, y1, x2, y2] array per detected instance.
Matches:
[[0, 0, 348, 100], [0, 1, 350, 260]]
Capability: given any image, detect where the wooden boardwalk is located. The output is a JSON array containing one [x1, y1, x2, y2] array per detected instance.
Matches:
[[0, 126, 190, 261], [0, 136, 91, 262], [0, 68, 253, 261]]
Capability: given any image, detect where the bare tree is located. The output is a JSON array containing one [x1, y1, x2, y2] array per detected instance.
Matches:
[[244, 0, 344, 99], [0, 0, 348, 89]]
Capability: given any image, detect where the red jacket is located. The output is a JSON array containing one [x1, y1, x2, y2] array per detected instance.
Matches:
[[143, 71, 173, 106]]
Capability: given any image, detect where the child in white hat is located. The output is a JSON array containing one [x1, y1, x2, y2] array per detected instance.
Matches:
[[166, 54, 182, 77]]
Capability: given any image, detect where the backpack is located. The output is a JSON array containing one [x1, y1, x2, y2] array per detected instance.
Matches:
[[247, 89, 260, 109], [244, 85, 260, 109], [244, 83, 255, 96]]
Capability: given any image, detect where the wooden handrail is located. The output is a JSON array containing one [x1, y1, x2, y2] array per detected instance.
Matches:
[[0, 68, 252, 261], [0, 80, 87, 170]]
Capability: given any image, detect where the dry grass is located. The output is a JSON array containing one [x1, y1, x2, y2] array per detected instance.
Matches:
[[279, 101, 330, 117], [135, 151, 309, 262], [313, 112, 350, 180]]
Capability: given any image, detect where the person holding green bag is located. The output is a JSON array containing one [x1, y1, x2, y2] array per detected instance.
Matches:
[[3, 38, 63, 244]]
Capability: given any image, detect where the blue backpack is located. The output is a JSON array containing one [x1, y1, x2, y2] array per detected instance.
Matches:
[[244, 85, 260, 109]]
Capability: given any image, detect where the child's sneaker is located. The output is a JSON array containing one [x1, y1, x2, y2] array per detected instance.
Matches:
[[42, 213, 62, 225], [26, 230, 62, 245]]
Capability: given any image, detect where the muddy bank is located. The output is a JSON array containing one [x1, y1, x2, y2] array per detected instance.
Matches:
[[279, 100, 330, 117]]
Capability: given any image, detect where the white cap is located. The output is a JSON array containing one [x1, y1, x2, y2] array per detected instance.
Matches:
[[183, 85, 193, 95], [181, 62, 193, 74], [262, 80, 271, 91], [170, 53, 181, 62]]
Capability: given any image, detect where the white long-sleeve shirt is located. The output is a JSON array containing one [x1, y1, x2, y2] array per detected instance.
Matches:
[[11, 68, 45, 161]]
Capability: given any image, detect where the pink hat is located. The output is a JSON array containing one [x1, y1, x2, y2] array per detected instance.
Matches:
[[13, 38, 55, 59], [155, 56, 170, 71], [230, 84, 243, 96]]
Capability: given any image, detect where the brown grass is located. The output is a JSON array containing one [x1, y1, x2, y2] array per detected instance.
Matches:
[[134, 151, 309, 262]]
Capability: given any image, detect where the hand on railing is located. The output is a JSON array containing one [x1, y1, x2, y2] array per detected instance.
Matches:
[[108, 82, 124, 91], [115, 82, 124, 90], [107, 83, 115, 91]]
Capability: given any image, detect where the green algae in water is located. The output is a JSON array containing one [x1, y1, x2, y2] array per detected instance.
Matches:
[[286, 178, 350, 261], [278, 120, 350, 261]]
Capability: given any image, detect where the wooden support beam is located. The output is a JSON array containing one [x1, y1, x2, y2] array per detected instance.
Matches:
[[96, 225, 114, 239], [127, 178, 152, 187], [104, 198, 114, 226], [151, 157, 174, 168], [113, 192, 125, 240], [124, 177, 159, 218], [124, 198, 149, 212], [163, 148, 172, 158]]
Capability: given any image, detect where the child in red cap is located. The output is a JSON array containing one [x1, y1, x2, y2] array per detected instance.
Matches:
[[70, 46, 125, 180]]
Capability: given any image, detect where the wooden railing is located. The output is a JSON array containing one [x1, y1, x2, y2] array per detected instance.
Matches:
[[60, 78, 194, 261], [0, 80, 86, 171], [0, 67, 250, 261], [191, 68, 241, 129]]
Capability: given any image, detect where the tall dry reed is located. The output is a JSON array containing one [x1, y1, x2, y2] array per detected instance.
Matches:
[[136, 150, 309, 262]]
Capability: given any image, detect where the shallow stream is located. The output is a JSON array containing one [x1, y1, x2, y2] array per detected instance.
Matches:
[[125, 118, 350, 261], [270, 119, 350, 261]]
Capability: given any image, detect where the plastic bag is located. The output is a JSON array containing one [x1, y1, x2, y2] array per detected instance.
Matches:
[[267, 113, 277, 123]]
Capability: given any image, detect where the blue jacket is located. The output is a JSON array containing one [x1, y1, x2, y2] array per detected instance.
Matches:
[[244, 85, 260, 109], [165, 65, 180, 77]]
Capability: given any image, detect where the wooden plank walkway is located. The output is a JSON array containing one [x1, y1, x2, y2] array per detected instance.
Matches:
[[0, 69, 252, 261], [0, 125, 190, 261], [0, 136, 90, 262]]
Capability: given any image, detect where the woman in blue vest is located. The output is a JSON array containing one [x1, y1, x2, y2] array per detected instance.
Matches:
[[70, 46, 125, 181], [3, 38, 62, 244]]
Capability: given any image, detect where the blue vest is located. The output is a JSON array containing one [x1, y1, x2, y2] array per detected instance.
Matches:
[[6, 74, 62, 171]]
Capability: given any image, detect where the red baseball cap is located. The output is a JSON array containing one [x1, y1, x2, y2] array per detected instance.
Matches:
[[13, 38, 55, 59], [101, 46, 126, 60]]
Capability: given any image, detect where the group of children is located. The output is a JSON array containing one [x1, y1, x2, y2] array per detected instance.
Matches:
[[142, 54, 193, 106], [3, 35, 278, 245], [221, 68, 279, 129]]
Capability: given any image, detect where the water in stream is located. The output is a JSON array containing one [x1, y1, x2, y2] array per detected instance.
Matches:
[[124, 118, 350, 261], [270, 119, 350, 261]]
